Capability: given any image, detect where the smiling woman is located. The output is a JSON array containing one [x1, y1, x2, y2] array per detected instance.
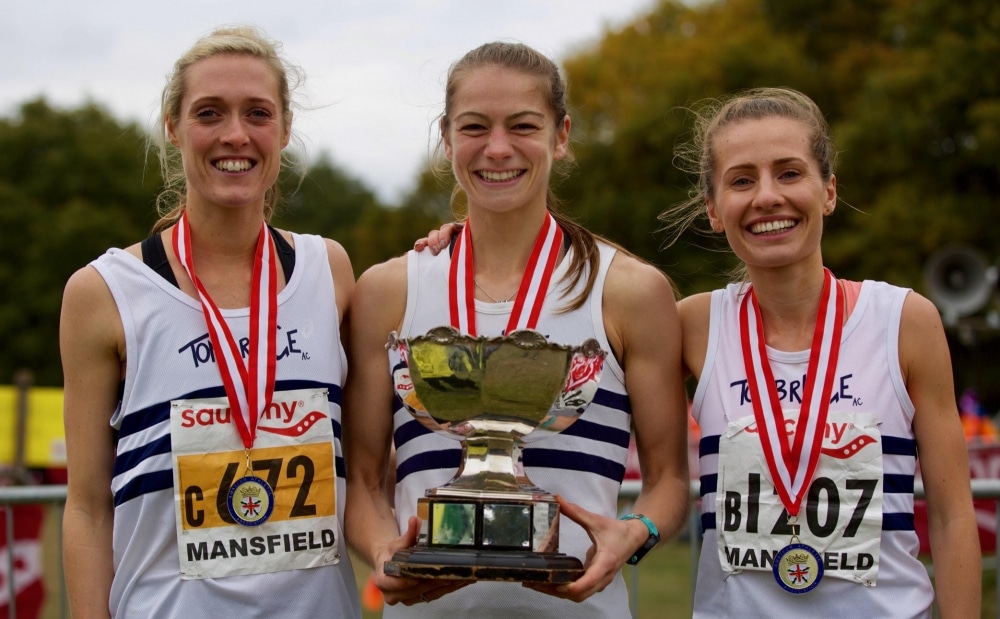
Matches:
[[343, 41, 691, 618], [662, 87, 981, 618], [59, 25, 360, 618]]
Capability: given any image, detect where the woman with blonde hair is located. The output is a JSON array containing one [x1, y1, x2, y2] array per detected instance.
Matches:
[[666, 87, 979, 617], [60, 25, 360, 617]]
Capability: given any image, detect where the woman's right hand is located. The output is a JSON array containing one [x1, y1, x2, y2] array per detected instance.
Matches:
[[373, 516, 469, 606], [413, 222, 463, 255]]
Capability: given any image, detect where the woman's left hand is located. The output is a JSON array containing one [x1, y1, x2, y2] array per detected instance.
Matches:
[[523, 495, 647, 603]]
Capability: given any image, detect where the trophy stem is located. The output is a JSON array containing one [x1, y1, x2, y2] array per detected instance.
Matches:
[[428, 431, 550, 500]]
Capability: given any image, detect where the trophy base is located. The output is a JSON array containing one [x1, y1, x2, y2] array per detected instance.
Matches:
[[384, 548, 584, 583]]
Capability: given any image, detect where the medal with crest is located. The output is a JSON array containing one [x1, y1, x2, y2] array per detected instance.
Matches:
[[773, 542, 824, 594], [227, 470, 275, 527], [739, 269, 844, 593], [174, 213, 280, 526]]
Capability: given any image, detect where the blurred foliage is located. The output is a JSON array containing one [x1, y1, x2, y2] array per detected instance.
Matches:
[[2, 0, 999, 400], [553, 0, 1000, 405], [0, 99, 159, 386], [558, 0, 1000, 298]]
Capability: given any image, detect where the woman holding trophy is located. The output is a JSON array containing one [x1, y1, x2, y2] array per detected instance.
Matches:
[[344, 41, 690, 617]]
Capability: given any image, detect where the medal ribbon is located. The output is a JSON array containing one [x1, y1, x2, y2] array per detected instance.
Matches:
[[173, 212, 278, 449], [448, 212, 563, 336], [739, 268, 843, 516]]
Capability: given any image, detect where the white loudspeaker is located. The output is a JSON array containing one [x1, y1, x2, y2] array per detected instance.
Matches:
[[924, 246, 996, 324]]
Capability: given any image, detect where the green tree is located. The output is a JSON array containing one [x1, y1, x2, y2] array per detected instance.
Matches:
[[0, 99, 159, 386], [274, 155, 450, 275], [828, 0, 1000, 287], [561, 0, 823, 294]]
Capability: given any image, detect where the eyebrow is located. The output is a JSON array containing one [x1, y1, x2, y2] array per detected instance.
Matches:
[[724, 156, 808, 173], [189, 96, 278, 108], [454, 110, 547, 123]]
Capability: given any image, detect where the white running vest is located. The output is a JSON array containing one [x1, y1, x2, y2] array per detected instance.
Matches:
[[691, 280, 934, 618], [386, 242, 632, 619], [91, 233, 359, 618]]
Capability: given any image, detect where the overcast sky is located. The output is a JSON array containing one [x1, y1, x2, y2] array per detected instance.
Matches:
[[2, 0, 654, 203]]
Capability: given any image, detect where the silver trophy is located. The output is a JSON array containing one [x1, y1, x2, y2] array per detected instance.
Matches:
[[384, 325, 606, 582]]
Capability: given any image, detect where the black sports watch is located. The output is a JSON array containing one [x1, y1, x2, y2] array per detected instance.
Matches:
[[620, 513, 660, 565]]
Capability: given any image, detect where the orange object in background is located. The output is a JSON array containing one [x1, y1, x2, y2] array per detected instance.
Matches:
[[362, 573, 384, 611], [959, 387, 998, 443]]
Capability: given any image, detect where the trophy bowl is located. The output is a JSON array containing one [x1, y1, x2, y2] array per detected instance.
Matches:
[[384, 325, 606, 582]]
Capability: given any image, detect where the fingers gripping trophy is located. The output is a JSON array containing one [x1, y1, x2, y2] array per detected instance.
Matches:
[[384, 326, 606, 583]]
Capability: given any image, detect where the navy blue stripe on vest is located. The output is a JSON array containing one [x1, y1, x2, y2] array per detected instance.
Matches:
[[394, 417, 432, 451], [701, 435, 915, 458], [559, 418, 630, 448], [114, 469, 174, 506], [591, 388, 631, 414], [883, 473, 914, 494], [882, 512, 915, 530], [700, 474, 718, 497], [113, 434, 171, 478], [882, 436, 917, 456], [701, 511, 917, 532], [393, 412, 629, 453], [396, 448, 462, 483], [701, 512, 714, 533], [524, 447, 626, 482], [118, 402, 172, 439], [700, 434, 720, 457], [394, 445, 627, 484]]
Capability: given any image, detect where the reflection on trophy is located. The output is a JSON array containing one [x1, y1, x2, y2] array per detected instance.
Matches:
[[384, 325, 606, 582]]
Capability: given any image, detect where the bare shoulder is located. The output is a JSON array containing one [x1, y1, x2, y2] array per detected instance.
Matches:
[[60, 264, 123, 372], [319, 237, 355, 319], [353, 254, 410, 333], [321, 237, 352, 271], [602, 253, 680, 363], [678, 291, 714, 379], [898, 290, 948, 359], [900, 290, 944, 330], [357, 254, 408, 294], [898, 290, 950, 381], [604, 253, 676, 310], [63, 264, 115, 315], [678, 292, 712, 331]]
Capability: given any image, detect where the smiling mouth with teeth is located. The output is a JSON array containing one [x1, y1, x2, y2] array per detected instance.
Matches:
[[478, 170, 523, 182], [750, 220, 796, 235], [215, 160, 253, 172]]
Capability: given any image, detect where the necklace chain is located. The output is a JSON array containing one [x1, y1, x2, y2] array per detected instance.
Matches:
[[474, 278, 514, 303]]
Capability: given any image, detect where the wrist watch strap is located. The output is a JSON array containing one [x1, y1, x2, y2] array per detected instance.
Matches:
[[620, 513, 660, 565]]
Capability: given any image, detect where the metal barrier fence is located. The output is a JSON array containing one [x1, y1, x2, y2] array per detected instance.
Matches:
[[3, 481, 999, 618]]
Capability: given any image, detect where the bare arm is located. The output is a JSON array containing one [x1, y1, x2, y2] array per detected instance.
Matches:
[[343, 257, 406, 568], [342, 257, 465, 605], [544, 255, 690, 602], [60, 266, 121, 619], [902, 292, 980, 618]]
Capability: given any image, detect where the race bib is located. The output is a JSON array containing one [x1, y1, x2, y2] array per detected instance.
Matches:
[[171, 388, 340, 579], [716, 411, 883, 586]]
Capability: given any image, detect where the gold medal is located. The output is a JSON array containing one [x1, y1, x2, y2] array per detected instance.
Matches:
[[227, 475, 274, 526], [773, 542, 823, 594]]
